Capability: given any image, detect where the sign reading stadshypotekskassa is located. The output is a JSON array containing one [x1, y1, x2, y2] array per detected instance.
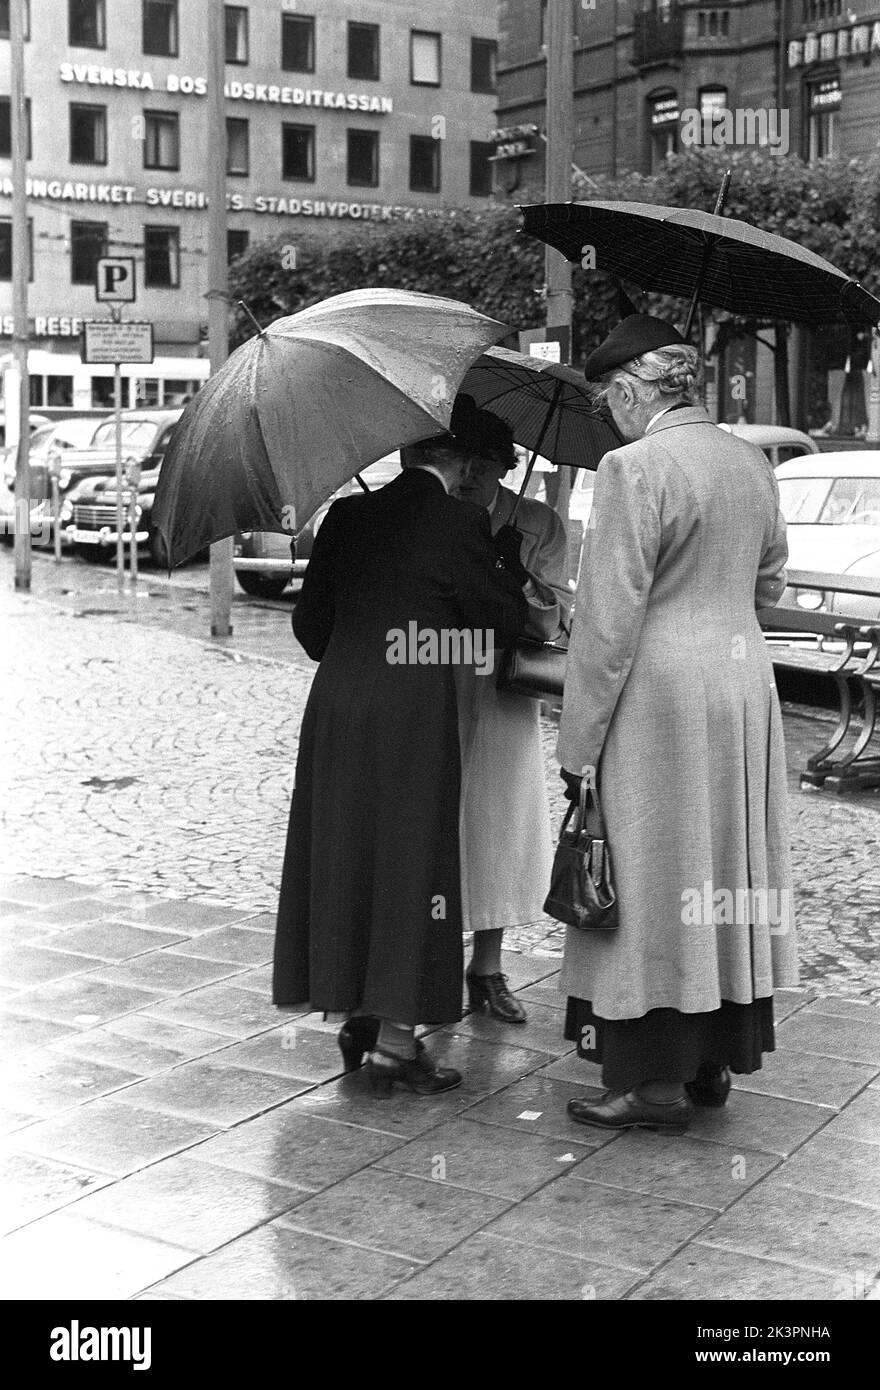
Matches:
[[82, 321, 154, 364]]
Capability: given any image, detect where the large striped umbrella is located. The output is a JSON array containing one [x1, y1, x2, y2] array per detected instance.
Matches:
[[520, 200, 880, 330], [152, 289, 508, 566]]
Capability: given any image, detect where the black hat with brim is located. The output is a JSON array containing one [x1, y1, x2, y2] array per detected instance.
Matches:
[[584, 315, 687, 382]]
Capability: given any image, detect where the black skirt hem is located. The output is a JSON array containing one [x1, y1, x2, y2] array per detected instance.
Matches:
[[564, 996, 776, 1093]]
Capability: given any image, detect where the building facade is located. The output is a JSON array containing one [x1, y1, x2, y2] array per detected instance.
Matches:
[[0, 0, 499, 413], [495, 0, 880, 431]]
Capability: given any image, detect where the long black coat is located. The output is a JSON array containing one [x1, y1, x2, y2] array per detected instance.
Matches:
[[273, 468, 527, 1024]]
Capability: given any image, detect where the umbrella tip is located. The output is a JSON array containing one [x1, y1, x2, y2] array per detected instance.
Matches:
[[237, 300, 266, 336]]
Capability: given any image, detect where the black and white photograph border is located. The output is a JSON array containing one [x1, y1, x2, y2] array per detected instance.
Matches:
[[1, 0, 878, 1347]]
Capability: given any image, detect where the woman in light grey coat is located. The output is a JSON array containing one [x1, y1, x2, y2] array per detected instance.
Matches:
[[558, 315, 799, 1134], [456, 440, 571, 1023]]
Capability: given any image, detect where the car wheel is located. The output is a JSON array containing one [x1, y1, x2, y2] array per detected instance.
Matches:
[[235, 570, 290, 599]]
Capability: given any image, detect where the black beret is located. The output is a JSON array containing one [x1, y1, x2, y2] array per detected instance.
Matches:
[[583, 315, 686, 382]]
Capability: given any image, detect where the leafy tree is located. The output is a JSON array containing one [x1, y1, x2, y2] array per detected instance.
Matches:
[[229, 148, 879, 425]]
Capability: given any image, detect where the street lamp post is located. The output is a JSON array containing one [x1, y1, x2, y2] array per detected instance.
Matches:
[[10, 0, 30, 591], [207, 0, 233, 637]]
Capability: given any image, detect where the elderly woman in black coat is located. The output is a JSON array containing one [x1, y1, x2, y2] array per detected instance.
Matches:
[[273, 406, 529, 1095]]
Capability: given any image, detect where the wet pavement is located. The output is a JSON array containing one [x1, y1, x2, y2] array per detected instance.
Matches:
[[1, 548, 879, 1299]]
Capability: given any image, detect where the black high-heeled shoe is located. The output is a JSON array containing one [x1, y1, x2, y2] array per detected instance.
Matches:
[[337, 1016, 380, 1073], [466, 967, 527, 1024], [365, 1047, 462, 1096], [685, 1064, 731, 1108]]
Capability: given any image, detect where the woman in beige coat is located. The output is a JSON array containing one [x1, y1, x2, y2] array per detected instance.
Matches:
[[455, 419, 571, 1023], [557, 315, 799, 1133]]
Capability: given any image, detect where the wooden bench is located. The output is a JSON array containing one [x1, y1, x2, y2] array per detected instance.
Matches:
[[759, 568, 880, 793]]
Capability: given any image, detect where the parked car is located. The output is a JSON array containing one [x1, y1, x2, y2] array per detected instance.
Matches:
[[718, 422, 820, 467], [233, 452, 402, 598], [62, 410, 183, 565], [0, 414, 109, 547], [775, 451, 880, 621], [568, 422, 821, 532]]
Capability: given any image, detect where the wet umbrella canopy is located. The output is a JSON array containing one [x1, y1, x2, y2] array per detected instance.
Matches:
[[460, 346, 622, 472], [520, 200, 880, 329], [152, 288, 508, 567]]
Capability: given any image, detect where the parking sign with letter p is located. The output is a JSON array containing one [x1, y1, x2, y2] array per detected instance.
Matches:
[[96, 257, 136, 302]]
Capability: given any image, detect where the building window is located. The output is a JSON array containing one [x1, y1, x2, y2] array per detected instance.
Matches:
[[69, 0, 105, 48], [226, 117, 249, 175], [227, 228, 249, 263], [282, 13, 314, 72], [70, 219, 107, 284], [144, 224, 179, 287], [807, 77, 841, 161], [410, 134, 440, 192], [347, 129, 378, 187], [698, 84, 728, 138], [225, 5, 248, 64], [143, 0, 177, 57], [471, 38, 497, 94], [469, 140, 494, 197], [70, 103, 107, 164], [648, 91, 678, 172], [411, 30, 441, 86], [143, 111, 179, 170], [0, 1, 31, 40], [31, 375, 74, 408], [0, 97, 32, 159], [282, 122, 315, 180], [348, 22, 379, 80], [0, 217, 32, 281]]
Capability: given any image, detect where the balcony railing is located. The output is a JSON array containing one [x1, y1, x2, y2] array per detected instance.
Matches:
[[632, 3, 684, 68]]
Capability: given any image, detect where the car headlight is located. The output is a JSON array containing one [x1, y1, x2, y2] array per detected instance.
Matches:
[[795, 589, 824, 611], [57, 468, 72, 489], [60, 499, 74, 521]]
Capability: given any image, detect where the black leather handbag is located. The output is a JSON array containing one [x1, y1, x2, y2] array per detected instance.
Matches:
[[543, 782, 618, 931], [496, 619, 570, 700]]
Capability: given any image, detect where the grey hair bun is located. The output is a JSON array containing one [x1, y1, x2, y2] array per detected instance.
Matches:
[[627, 344, 699, 399]]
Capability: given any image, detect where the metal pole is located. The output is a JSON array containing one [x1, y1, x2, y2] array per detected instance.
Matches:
[[207, 0, 232, 636], [545, 0, 575, 562], [867, 329, 880, 444], [544, 0, 574, 343], [10, 0, 30, 591], [113, 306, 124, 588]]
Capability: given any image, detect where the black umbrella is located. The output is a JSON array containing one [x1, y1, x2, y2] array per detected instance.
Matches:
[[520, 198, 880, 332], [458, 346, 623, 522]]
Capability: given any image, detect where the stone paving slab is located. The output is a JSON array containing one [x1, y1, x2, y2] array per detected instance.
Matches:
[[68, 1152, 308, 1255], [276, 1167, 513, 1264], [382, 1231, 638, 1301], [697, 1184, 880, 1278], [0, 1210, 197, 1300], [629, 1245, 842, 1301], [149, 1222, 420, 1301]]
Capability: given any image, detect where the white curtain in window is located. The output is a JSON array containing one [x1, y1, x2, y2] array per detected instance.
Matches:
[[411, 32, 440, 83]]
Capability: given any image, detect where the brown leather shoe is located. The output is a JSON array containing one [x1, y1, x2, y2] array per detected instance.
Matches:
[[567, 1089, 693, 1132], [466, 968, 527, 1024]]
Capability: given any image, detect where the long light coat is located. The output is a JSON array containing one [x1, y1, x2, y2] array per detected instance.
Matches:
[[456, 485, 571, 932], [557, 406, 799, 1019]]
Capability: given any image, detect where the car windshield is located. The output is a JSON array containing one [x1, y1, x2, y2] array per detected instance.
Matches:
[[50, 418, 104, 449], [778, 477, 880, 526], [91, 420, 158, 450]]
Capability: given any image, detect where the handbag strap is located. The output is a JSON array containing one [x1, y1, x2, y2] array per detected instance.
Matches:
[[577, 779, 607, 838]]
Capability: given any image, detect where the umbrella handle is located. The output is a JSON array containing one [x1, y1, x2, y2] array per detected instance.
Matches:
[[508, 378, 565, 528], [683, 169, 732, 340], [354, 473, 370, 493]]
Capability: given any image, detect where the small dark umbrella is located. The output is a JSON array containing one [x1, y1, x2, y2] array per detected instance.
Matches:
[[458, 346, 623, 524], [520, 199, 880, 331]]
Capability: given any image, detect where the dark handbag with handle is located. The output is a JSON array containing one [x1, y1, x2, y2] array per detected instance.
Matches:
[[543, 781, 618, 931], [496, 632, 568, 700]]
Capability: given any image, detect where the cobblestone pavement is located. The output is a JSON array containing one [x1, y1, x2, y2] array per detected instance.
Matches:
[[1, 553, 878, 1300]]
